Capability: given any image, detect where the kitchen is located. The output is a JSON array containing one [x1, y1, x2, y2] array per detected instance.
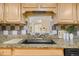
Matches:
[[0, 3, 79, 56]]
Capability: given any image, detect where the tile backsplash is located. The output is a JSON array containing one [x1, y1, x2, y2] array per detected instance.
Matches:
[[0, 24, 27, 35]]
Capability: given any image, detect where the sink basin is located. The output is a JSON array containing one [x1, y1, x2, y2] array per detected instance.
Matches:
[[21, 39, 56, 44]]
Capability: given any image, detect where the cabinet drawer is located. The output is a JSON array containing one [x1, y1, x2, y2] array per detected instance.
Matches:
[[13, 48, 64, 56]]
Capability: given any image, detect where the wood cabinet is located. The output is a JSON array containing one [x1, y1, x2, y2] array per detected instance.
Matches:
[[12, 48, 64, 56], [22, 3, 57, 13], [40, 3, 56, 8], [0, 48, 12, 56], [57, 3, 76, 24], [22, 3, 38, 8], [4, 3, 21, 23], [22, 3, 38, 13], [0, 48, 64, 56], [40, 4, 57, 13], [77, 4, 79, 23], [0, 4, 4, 23], [0, 3, 78, 24], [22, 3, 56, 8]]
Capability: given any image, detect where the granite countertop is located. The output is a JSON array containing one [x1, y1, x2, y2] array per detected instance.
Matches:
[[0, 38, 79, 48]]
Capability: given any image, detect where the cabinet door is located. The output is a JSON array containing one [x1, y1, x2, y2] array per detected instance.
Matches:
[[77, 4, 79, 22], [58, 3, 76, 23], [0, 3, 4, 22], [4, 3, 21, 23], [0, 48, 12, 56], [13, 48, 64, 56]]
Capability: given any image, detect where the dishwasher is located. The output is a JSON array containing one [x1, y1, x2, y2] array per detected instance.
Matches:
[[64, 48, 79, 56]]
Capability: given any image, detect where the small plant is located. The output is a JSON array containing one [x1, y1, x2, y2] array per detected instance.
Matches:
[[66, 25, 76, 33]]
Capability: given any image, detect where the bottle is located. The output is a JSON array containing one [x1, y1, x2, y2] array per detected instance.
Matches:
[[69, 33, 74, 45]]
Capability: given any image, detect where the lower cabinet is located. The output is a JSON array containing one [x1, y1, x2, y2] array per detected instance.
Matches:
[[12, 48, 64, 56], [0, 48, 12, 56], [0, 48, 64, 56]]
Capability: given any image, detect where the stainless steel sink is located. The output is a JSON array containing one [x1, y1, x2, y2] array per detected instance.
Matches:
[[21, 39, 56, 44]]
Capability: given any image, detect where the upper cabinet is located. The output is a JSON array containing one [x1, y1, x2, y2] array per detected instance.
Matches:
[[22, 4, 38, 8], [77, 4, 79, 23], [57, 3, 76, 24], [40, 3, 57, 13], [0, 3, 78, 24], [40, 3, 56, 8], [0, 4, 4, 22], [22, 3, 38, 13], [4, 3, 23, 23], [22, 3, 56, 8], [22, 3, 57, 13]]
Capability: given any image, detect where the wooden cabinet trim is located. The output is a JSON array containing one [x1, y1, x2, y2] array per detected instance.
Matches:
[[12, 48, 64, 50]]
